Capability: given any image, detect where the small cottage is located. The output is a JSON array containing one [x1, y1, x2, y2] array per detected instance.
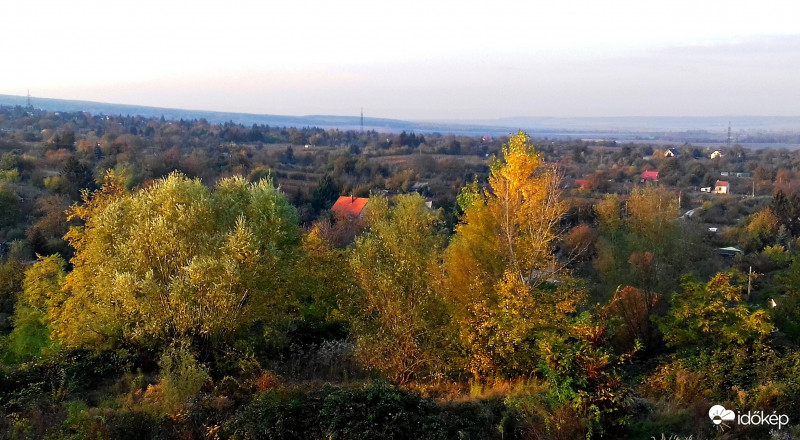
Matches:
[[641, 171, 659, 181]]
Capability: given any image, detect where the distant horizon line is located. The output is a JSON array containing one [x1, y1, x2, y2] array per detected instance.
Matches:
[[1, 93, 799, 123]]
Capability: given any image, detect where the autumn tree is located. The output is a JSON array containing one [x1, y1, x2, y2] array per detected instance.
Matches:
[[26, 195, 72, 258], [444, 131, 581, 379], [602, 285, 662, 349], [29, 171, 299, 351], [626, 185, 680, 254], [742, 207, 779, 251], [561, 223, 598, 262], [348, 194, 458, 383]]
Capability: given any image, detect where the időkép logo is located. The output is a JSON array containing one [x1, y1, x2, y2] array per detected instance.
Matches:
[[709, 405, 789, 430]]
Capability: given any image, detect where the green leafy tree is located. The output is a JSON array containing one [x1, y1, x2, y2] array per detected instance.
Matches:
[[310, 175, 339, 213], [0, 183, 21, 231], [771, 256, 800, 341], [770, 190, 800, 237], [5, 255, 65, 362], [0, 258, 25, 332], [292, 225, 355, 323], [538, 317, 636, 438], [651, 271, 781, 403], [60, 156, 96, 201], [348, 194, 458, 383], [593, 185, 707, 302], [659, 271, 773, 355]]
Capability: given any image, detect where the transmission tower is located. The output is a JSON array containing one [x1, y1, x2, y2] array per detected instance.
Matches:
[[26, 89, 32, 108], [727, 121, 731, 147]]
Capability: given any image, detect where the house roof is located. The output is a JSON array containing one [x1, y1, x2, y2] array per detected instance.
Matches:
[[575, 179, 590, 188], [641, 170, 659, 180], [715, 180, 729, 187], [331, 196, 369, 217], [717, 246, 743, 256]]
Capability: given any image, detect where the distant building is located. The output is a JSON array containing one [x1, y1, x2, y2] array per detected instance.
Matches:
[[664, 148, 680, 157], [714, 180, 729, 194], [700, 187, 712, 192], [410, 182, 429, 193], [575, 179, 590, 189], [641, 170, 659, 181], [711, 150, 724, 159], [717, 246, 743, 256], [331, 196, 369, 217], [735, 172, 751, 178]]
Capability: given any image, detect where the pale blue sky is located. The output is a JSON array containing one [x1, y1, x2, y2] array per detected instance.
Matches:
[[2, 0, 799, 119]]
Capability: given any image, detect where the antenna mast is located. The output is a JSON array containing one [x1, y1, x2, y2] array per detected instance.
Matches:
[[26, 89, 32, 108], [360, 108, 364, 133]]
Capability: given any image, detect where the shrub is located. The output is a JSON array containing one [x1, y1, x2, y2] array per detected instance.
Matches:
[[146, 345, 209, 416], [225, 381, 508, 440]]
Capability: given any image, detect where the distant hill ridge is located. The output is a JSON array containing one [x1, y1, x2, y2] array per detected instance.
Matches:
[[0, 94, 516, 136], [1, 93, 799, 136]]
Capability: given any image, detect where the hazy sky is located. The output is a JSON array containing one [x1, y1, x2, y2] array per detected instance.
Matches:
[[2, 0, 799, 119]]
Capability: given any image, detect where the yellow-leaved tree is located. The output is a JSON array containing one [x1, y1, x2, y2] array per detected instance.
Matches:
[[30, 171, 299, 350], [444, 131, 582, 379]]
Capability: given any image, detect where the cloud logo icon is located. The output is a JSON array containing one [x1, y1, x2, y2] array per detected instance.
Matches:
[[709, 405, 736, 425]]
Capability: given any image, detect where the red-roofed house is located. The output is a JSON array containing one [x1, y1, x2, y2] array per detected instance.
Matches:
[[331, 196, 369, 217], [641, 171, 659, 181], [575, 179, 590, 189], [714, 180, 729, 194]]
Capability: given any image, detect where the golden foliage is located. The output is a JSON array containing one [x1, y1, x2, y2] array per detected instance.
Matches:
[[443, 131, 582, 379], [50, 172, 298, 349]]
